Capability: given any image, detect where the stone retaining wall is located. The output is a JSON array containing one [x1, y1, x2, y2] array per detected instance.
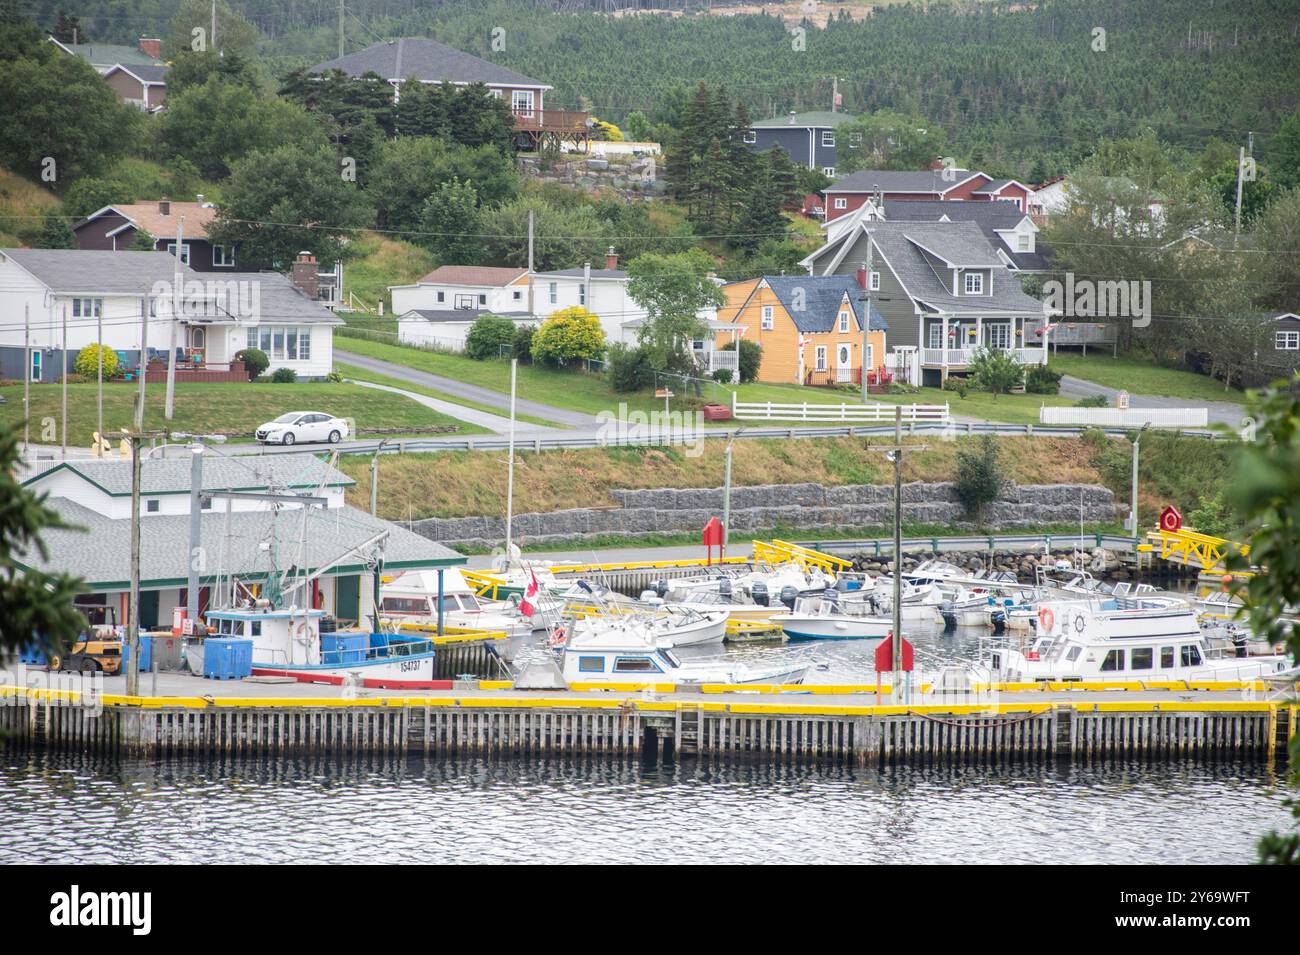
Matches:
[[408, 481, 1120, 550]]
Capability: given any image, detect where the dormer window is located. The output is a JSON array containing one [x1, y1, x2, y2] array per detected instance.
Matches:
[[838, 310, 849, 333], [964, 272, 984, 295], [1017, 234, 1031, 252]]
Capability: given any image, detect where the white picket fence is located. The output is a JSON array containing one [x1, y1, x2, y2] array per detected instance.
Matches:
[[731, 394, 950, 423], [1039, 407, 1208, 428]]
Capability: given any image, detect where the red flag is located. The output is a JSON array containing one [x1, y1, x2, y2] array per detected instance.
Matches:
[[519, 566, 539, 618]]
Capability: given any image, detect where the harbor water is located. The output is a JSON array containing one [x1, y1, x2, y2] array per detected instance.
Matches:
[[0, 749, 1288, 864]]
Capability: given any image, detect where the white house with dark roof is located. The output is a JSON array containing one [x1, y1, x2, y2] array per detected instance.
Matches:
[[18, 453, 464, 631], [0, 249, 342, 383], [801, 219, 1049, 386]]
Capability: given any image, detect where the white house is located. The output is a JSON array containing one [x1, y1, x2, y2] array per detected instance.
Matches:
[[0, 249, 342, 382], [18, 453, 464, 631]]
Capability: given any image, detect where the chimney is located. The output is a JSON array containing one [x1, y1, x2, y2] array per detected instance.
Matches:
[[604, 247, 618, 270], [856, 263, 868, 289], [929, 157, 946, 170], [788, 110, 797, 126], [158, 200, 170, 216], [138, 38, 161, 59], [291, 252, 319, 299]]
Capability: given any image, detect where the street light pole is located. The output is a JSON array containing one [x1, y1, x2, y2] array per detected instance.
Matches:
[[722, 428, 742, 553], [1129, 423, 1150, 540], [370, 438, 391, 517]]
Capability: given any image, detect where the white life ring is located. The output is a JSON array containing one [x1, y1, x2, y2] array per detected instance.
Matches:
[[293, 621, 313, 645]]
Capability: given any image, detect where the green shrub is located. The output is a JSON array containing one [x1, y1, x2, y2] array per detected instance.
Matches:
[[1024, 364, 1064, 395], [711, 368, 734, 384], [955, 434, 1005, 520], [324, 371, 344, 383], [235, 348, 269, 380], [737, 339, 763, 383], [465, 313, 518, 360], [74, 344, 118, 379], [59, 373, 89, 385], [531, 307, 606, 366], [941, 376, 969, 398], [1076, 394, 1108, 408], [511, 324, 537, 363], [270, 367, 298, 383], [969, 346, 1024, 399], [606, 343, 654, 393]]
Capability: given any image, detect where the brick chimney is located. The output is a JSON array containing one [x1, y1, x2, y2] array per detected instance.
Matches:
[[138, 38, 161, 59], [929, 156, 946, 170], [604, 247, 618, 270], [158, 199, 170, 216], [856, 264, 868, 289], [291, 252, 319, 298]]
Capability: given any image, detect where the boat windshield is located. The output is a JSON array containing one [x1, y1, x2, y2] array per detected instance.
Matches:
[[657, 649, 682, 669]]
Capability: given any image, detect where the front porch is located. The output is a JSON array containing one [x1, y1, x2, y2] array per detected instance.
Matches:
[[513, 108, 592, 152]]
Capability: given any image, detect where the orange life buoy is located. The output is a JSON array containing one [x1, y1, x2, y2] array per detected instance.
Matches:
[[1038, 607, 1055, 632]]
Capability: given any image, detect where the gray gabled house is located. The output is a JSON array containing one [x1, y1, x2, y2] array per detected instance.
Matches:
[[801, 219, 1049, 387]]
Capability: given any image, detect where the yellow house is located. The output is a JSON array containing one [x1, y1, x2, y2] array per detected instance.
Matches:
[[717, 275, 888, 386]]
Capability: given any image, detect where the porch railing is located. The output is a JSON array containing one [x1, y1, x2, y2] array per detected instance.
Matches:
[[920, 347, 1048, 366], [693, 348, 739, 373], [513, 108, 591, 133]]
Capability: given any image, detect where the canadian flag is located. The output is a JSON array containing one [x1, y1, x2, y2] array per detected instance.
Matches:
[[519, 566, 540, 618]]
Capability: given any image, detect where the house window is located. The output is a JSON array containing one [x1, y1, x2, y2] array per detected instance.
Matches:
[[833, 197, 847, 210], [927, 323, 944, 349], [761, 305, 774, 330], [742, 130, 756, 144], [869, 271, 880, 291], [166, 242, 190, 265], [983, 323, 1011, 350], [436, 290, 445, 303], [1276, 331, 1300, 350], [246, 326, 309, 361], [822, 167, 836, 178], [579, 284, 586, 306], [1016, 234, 1031, 252], [512, 289, 523, 302], [454, 294, 476, 309], [478, 293, 487, 306], [489, 89, 503, 99], [838, 310, 849, 333], [821, 131, 835, 147], [548, 282, 557, 305], [511, 89, 535, 118], [815, 346, 827, 371], [964, 272, 984, 294], [212, 244, 234, 267], [146, 499, 159, 513], [72, 298, 102, 318]]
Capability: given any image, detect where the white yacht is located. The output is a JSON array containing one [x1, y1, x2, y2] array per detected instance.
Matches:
[[771, 590, 892, 641], [379, 570, 537, 638], [563, 606, 728, 648], [561, 623, 807, 686]]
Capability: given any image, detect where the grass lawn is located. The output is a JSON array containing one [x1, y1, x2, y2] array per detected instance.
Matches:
[[0, 380, 485, 446], [1048, 352, 1245, 402], [340, 232, 436, 318], [865, 386, 1079, 426], [334, 362, 558, 428]]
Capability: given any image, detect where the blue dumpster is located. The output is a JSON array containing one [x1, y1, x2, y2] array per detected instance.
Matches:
[[135, 634, 153, 672], [321, 632, 367, 665], [203, 638, 253, 680]]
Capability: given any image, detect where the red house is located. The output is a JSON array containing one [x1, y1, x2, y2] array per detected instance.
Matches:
[[824, 163, 1032, 221]]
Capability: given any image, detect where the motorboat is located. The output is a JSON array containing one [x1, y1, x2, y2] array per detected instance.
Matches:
[[868, 578, 945, 626], [979, 594, 1293, 682], [200, 605, 441, 689], [659, 563, 850, 622], [771, 590, 892, 641], [561, 623, 807, 685], [379, 570, 538, 638], [563, 605, 728, 648]]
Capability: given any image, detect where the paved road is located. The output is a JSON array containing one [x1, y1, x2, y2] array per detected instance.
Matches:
[[346, 378, 559, 434], [337, 349, 602, 428], [1059, 375, 1246, 428]]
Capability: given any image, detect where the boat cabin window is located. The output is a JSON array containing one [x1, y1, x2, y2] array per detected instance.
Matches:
[[1131, 647, 1154, 670], [1065, 645, 1082, 662], [613, 656, 662, 673], [657, 649, 682, 669], [250, 621, 260, 637], [382, 597, 429, 614], [459, 595, 482, 612], [577, 656, 605, 673], [1100, 649, 1125, 671], [1160, 646, 1175, 668], [1181, 645, 1203, 667]]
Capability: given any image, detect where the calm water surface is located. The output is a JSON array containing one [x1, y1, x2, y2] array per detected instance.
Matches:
[[0, 749, 1289, 864]]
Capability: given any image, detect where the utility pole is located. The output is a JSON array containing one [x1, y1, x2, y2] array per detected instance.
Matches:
[[97, 307, 104, 456], [339, 0, 345, 58], [832, 76, 838, 113], [722, 430, 739, 553], [369, 438, 390, 516], [504, 359, 517, 556], [135, 295, 148, 431], [1233, 146, 1246, 242], [60, 303, 67, 460], [211, 0, 217, 51], [858, 232, 875, 404], [1128, 423, 1150, 540], [165, 215, 184, 420], [527, 208, 535, 317], [23, 304, 30, 451], [125, 429, 166, 696], [187, 443, 203, 626]]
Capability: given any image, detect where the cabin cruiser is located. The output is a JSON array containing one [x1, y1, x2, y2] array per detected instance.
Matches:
[[771, 589, 891, 641], [379, 570, 538, 637], [196, 605, 441, 689], [561, 623, 807, 686], [563, 606, 728, 648], [659, 563, 851, 622], [868, 578, 944, 626], [979, 594, 1292, 682]]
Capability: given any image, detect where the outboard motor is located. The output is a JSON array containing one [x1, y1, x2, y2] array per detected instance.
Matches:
[[780, 585, 800, 610], [822, 586, 840, 607], [751, 581, 770, 607], [1232, 625, 1248, 659], [718, 578, 732, 599], [653, 578, 670, 598], [989, 608, 1007, 633], [939, 599, 958, 631]]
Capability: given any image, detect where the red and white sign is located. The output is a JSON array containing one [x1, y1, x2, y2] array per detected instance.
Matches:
[[1159, 505, 1183, 533]]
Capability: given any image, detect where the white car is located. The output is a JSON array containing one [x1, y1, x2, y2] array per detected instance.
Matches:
[[255, 411, 350, 446]]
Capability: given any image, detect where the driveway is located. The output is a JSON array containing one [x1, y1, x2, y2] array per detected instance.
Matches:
[[336, 350, 603, 428], [1058, 375, 1247, 428]]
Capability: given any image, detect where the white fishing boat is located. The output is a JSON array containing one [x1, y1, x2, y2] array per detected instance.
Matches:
[[980, 594, 1293, 682], [660, 564, 847, 622], [379, 570, 538, 637], [202, 605, 442, 689], [869, 578, 945, 626], [561, 623, 807, 685], [771, 591, 892, 641], [564, 606, 728, 648]]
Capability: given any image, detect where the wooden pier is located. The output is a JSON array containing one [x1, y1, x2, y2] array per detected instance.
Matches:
[[2, 680, 1293, 766]]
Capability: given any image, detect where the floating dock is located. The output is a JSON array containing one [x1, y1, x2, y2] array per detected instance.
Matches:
[[2, 675, 1293, 766]]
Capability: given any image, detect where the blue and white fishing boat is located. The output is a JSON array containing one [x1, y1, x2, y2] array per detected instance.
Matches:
[[771, 590, 892, 641]]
